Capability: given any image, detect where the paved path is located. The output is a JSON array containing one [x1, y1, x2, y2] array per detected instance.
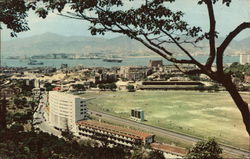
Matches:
[[33, 93, 62, 137], [89, 110, 250, 157]]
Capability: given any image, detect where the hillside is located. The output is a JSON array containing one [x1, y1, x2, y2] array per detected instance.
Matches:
[[2, 32, 249, 57]]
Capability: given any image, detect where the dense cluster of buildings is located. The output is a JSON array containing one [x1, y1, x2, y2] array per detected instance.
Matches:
[[1, 60, 199, 92], [4, 57, 250, 94]]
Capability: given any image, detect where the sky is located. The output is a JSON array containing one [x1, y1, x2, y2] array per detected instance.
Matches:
[[2, 0, 250, 41]]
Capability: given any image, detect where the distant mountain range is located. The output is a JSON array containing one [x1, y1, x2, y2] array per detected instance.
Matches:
[[2, 32, 250, 57]]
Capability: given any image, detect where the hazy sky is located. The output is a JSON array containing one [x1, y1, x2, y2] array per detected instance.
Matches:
[[2, 0, 250, 41]]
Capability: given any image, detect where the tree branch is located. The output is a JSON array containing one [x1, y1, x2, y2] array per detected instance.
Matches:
[[101, 23, 194, 64], [159, 28, 206, 70], [112, 25, 194, 64], [174, 65, 203, 75], [204, 0, 216, 68], [143, 34, 173, 56], [217, 22, 250, 72]]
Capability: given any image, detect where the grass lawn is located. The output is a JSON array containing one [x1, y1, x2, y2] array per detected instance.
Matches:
[[82, 90, 249, 150]]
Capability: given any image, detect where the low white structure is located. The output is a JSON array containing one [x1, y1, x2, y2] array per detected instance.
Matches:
[[48, 91, 88, 131]]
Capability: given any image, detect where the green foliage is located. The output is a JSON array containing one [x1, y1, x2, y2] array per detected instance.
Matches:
[[198, 0, 232, 6], [10, 123, 24, 132], [126, 85, 135, 92], [98, 83, 117, 91], [130, 148, 165, 159], [14, 80, 33, 96], [196, 85, 206, 91], [44, 83, 54, 91], [12, 112, 31, 124], [98, 83, 105, 90], [210, 83, 220, 91], [130, 148, 146, 159], [164, 74, 175, 80], [225, 62, 250, 80], [72, 84, 86, 91], [35, 8, 48, 19], [28, 100, 36, 110], [196, 83, 219, 92], [188, 75, 201, 81], [239, 86, 250, 91], [109, 83, 117, 91], [147, 150, 165, 159], [0, 129, 134, 159], [14, 97, 27, 108], [185, 138, 223, 159], [0, 0, 31, 37]]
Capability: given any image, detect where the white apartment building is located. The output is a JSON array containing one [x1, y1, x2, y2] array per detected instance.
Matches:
[[48, 91, 88, 131], [240, 54, 250, 65]]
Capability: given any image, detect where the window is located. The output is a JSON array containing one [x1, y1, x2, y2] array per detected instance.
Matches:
[[81, 112, 83, 114]]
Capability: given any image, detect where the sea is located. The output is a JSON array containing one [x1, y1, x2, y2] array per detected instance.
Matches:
[[1, 55, 239, 68]]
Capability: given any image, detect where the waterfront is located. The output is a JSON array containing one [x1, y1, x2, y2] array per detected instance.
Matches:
[[2, 55, 239, 68]]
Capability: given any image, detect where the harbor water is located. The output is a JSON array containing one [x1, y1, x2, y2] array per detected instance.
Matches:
[[2, 56, 239, 68]]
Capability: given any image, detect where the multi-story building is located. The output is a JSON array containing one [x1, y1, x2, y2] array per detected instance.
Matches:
[[240, 54, 250, 65], [48, 91, 88, 131], [120, 66, 149, 81], [76, 120, 154, 147], [148, 60, 163, 68]]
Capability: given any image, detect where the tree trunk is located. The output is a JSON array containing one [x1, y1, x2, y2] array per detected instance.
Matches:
[[223, 80, 250, 136], [0, 96, 7, 129]]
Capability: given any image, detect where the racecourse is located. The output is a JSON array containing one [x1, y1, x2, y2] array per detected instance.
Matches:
[[83, 90, 249, 150]]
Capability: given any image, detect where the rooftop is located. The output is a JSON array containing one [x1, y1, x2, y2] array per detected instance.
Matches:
[[77, 120, 154, 140], [151, 143, 187, 156], [49, 91, 85, 100]]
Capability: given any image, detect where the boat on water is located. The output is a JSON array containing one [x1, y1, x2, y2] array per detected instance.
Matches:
[[28, 59, 44, 65], [103, 58, 123, 63]]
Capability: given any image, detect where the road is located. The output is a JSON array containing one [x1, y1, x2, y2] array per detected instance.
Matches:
[[33, 93, 62, 137], [89, 110, 250, 157]]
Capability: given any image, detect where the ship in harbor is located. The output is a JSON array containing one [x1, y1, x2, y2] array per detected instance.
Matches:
[[27, 59, 44, 65], [103, 58, 123, 63]]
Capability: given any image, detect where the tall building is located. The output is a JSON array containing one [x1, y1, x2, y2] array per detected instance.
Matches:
[[48, 91, 88, 131], [240, 54, 250, 65]]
